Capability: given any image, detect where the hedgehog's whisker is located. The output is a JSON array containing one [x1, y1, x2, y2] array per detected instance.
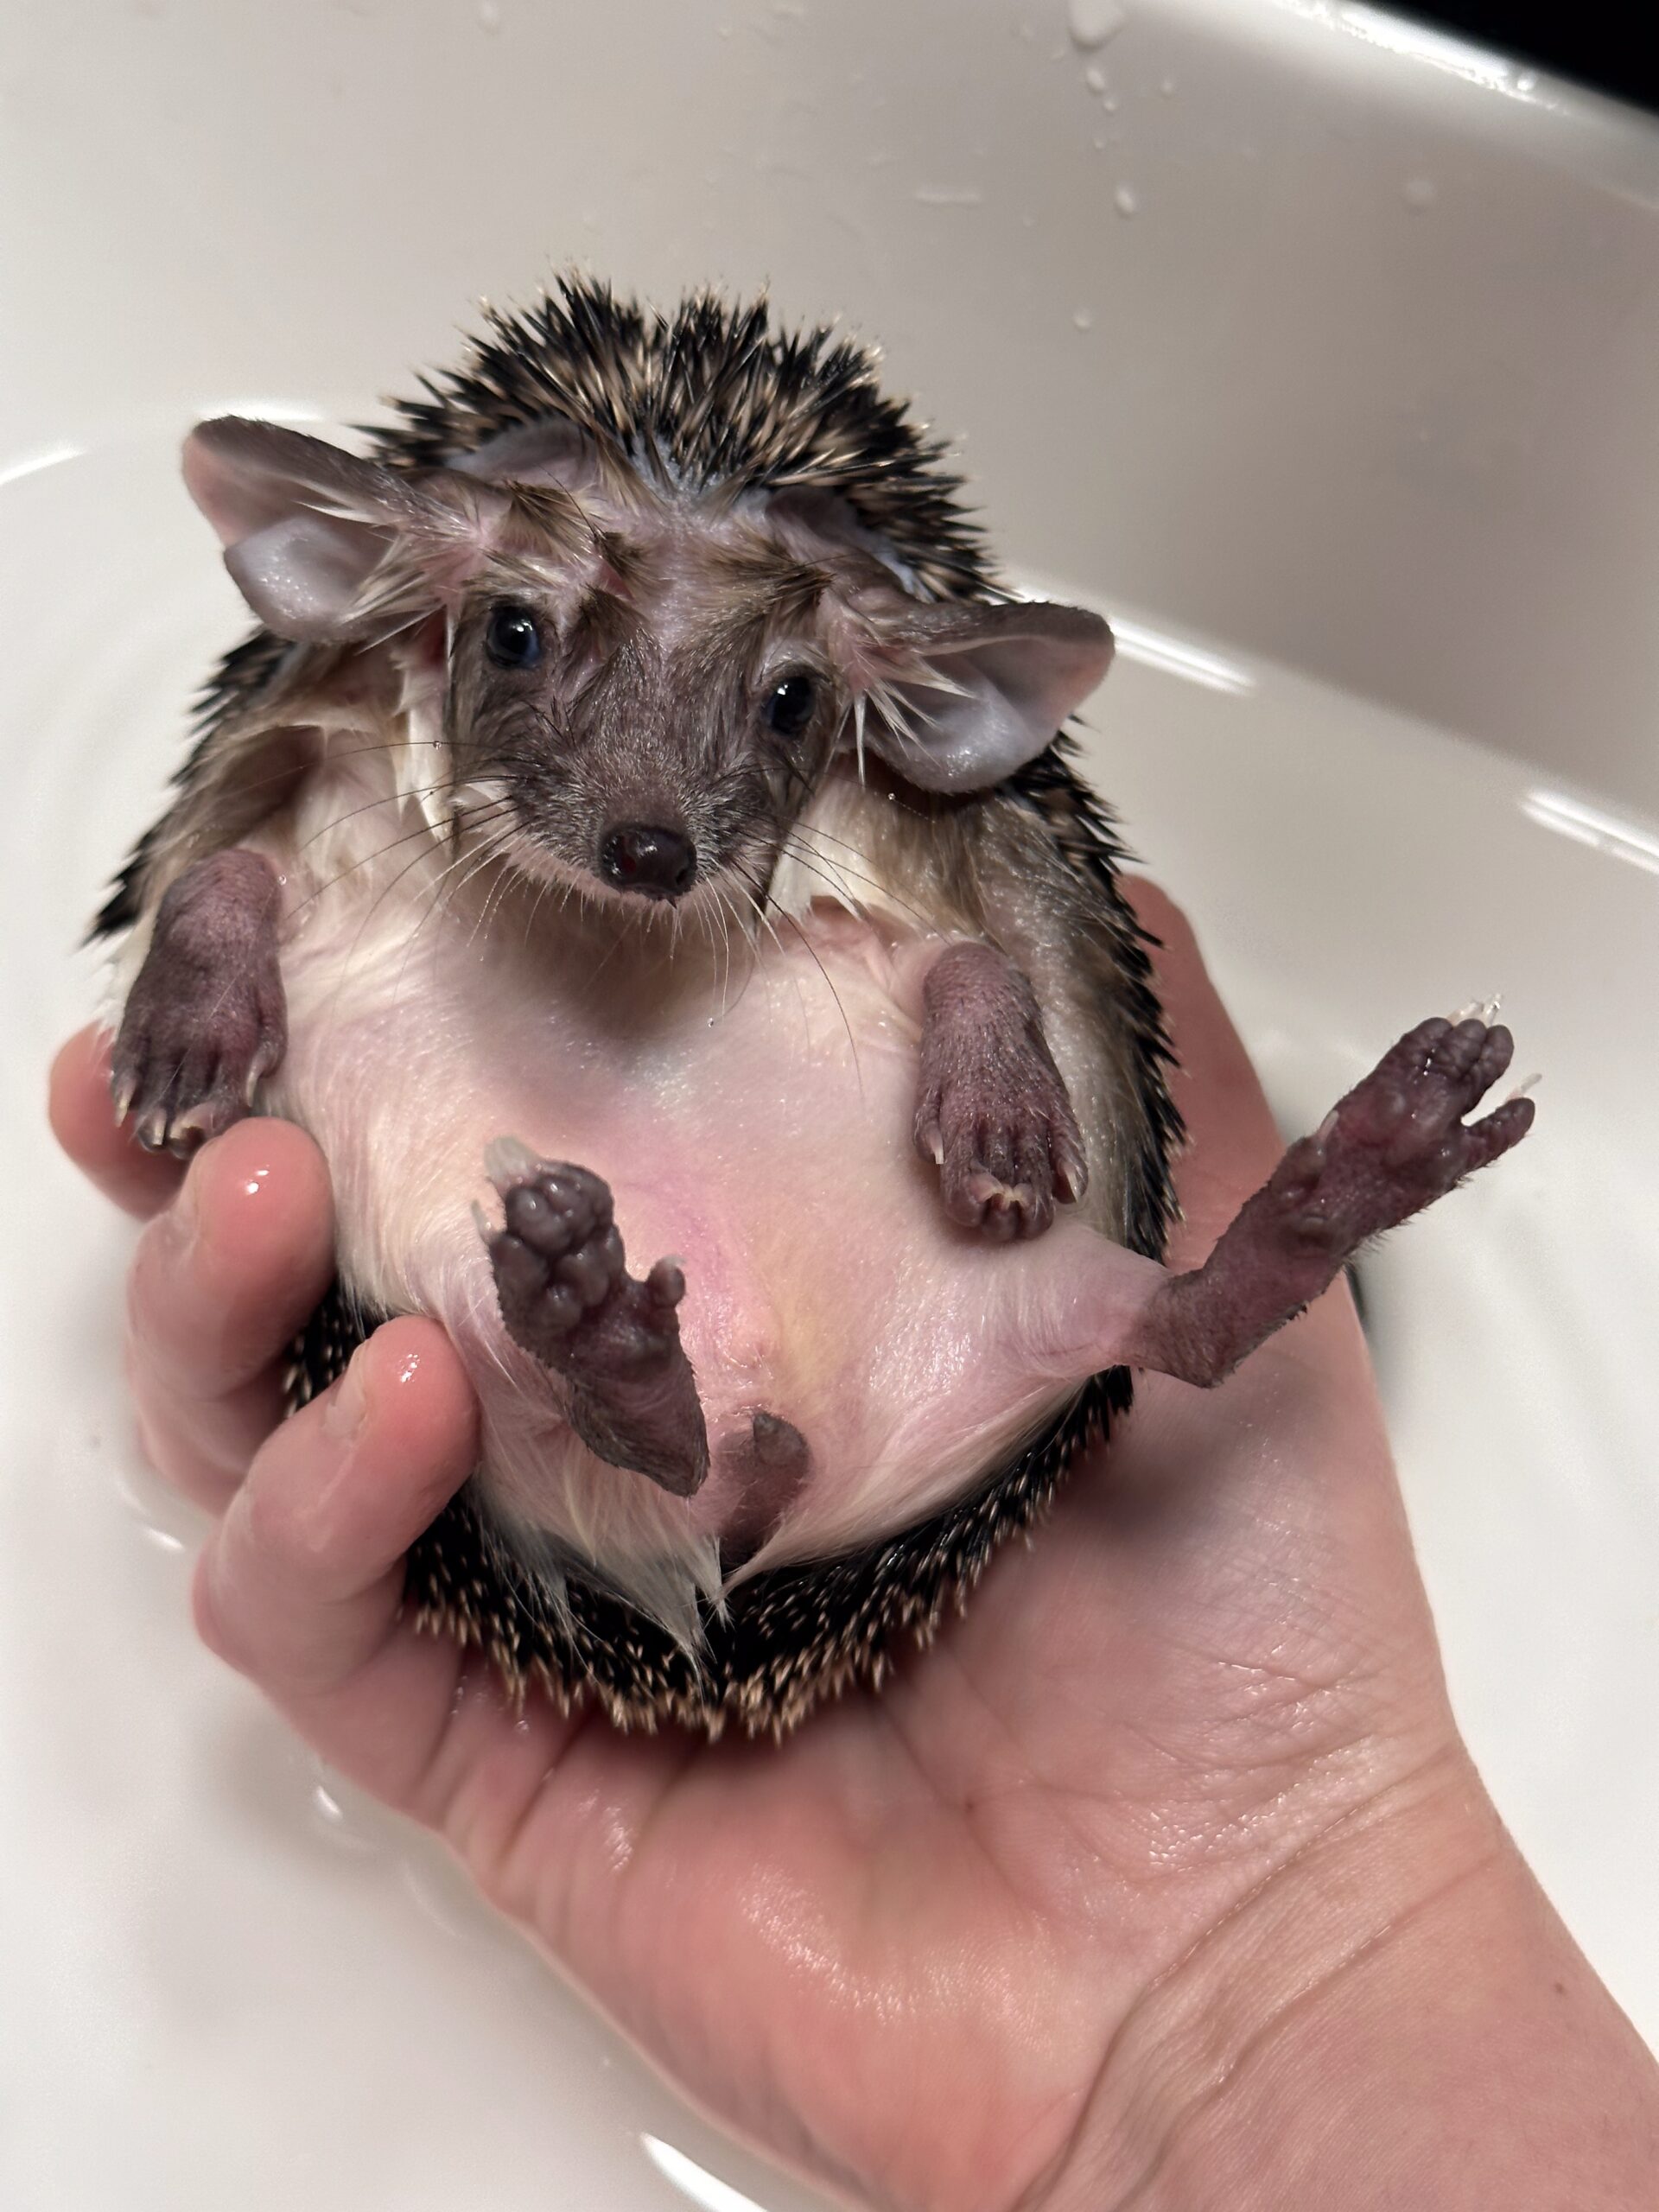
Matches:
[[308, 800, 516, 1014], [709, 878, 760, 1018], [467, 834, 525, 950], [735, 861, 860, 1085], [392, 816, 519, 994], [780, 830, 936, 933], [290, 776, 471, 859]]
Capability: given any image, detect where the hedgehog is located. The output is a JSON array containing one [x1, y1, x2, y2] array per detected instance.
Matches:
[[98, 276, 1535, 1735]]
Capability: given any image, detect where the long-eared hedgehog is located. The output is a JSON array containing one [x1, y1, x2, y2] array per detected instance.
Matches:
[[98, 275, 1534, 1734]]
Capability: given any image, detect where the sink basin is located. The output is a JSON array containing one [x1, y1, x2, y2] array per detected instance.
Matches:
[[3, 3, 1656, 2206]]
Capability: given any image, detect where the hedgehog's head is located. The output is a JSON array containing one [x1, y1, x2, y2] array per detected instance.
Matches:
[[183, 415, 1112, 913]]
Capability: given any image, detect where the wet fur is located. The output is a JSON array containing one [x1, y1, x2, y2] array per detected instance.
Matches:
[[97, 279, 1180, 1725]]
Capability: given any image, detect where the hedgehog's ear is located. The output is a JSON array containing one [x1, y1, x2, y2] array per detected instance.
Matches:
[[181, 417, 512, 643], [449, 412, 604, 495], [854, 600, 1114, 792]]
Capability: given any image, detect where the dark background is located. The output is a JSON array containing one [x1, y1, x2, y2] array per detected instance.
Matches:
[[1411, 0, 1659, 111]]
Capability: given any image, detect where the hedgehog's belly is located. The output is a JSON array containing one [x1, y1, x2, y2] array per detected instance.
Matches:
[[270, 905, 1107, 1619]]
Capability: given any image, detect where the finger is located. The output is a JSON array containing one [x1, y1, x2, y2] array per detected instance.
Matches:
[[127, 1364, 300, 1516], [1122, 880, 1284, 1262], [126, 1117, 334, 1505], [194, 1318, 482, 1808], [48, 1025, 182, 1219]]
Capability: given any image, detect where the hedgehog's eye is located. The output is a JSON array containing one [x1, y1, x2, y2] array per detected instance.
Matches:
[[765, 672, 817, 741], [486, 602, 543, 670]]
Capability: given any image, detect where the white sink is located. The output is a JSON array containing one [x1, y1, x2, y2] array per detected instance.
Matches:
[[3, 4, 1656, 2208]]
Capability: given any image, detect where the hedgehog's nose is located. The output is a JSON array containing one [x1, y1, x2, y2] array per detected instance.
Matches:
[[599, 823, 697, 899]]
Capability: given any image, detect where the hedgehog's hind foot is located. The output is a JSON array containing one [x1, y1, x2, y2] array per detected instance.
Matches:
[[1128, 1013, 1535, 1388], [484, 1146, 709, 1497]]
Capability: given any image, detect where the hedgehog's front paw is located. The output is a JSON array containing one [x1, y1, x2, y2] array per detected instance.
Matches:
[[111, 960, 286, 1157], [916, 1052, 1089, 1243], [912, 938, 1089, 1243], [111, 850, 287, 1158], [484, 1146, 708, 1497]]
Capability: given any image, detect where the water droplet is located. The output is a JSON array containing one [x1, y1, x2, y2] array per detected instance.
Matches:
[[1084, 62, 1108, 92], [308, 1781, 382, 1858], [476, 0, 501, 28], [1102, 94, 1119, 111], [1067, 0, 1127, 49], [1159, 74, 1175, 95], [1114, 183, 1139, 217], [1403, 175, 1437, 209], [1092, 130, 1108, 149], [912, 183, 984, 206], [1073, 308, 1096, 330]]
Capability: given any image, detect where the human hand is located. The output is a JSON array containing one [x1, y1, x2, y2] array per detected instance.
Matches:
[[48, 887, 1658, 2212]]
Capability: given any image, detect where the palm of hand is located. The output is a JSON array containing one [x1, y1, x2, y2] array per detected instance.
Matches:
[[410, 1307, 1446, 2212], [51, 890, 1462, 2212]]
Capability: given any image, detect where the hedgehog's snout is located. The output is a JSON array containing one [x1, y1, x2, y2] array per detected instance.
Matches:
[[597, 821, 698, 900]]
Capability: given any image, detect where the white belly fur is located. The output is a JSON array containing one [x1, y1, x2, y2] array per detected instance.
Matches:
[[248, 737, 1117, 1646]]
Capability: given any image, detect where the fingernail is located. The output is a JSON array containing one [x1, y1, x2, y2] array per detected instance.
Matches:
[[322, 1349, 371, 1442], [173, 1156, 207, 1244]]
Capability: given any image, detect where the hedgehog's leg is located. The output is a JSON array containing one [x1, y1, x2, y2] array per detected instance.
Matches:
[[713, 1410, 811, 1570], [1116, 1016, 1534, 1386], [484, 1148, 709, 1497], [111, 849, 287, 1158], [913, 940, 1089, 1243]]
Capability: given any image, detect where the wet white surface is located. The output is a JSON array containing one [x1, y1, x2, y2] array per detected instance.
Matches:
[[3, 3, 1656, 2208]]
